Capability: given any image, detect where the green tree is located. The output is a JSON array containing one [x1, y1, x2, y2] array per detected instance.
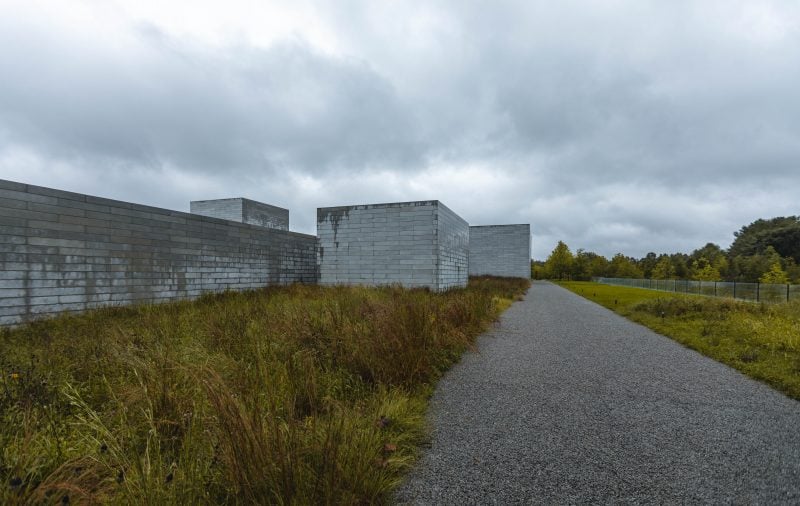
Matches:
[[691, 257, 721, 281], [670, 254, 690, 279], [639, 252, 658, 278], [651, 256, 674, 279], [587, 254, 610, 278], [690, 243, 725, 265], [785, 258, 800, 284], [608, 253, 643, 278], [760, 262, 789, 284], [571, 249, 610, 280], [531, 260, 546, 280], [571, 249, 591, 280], [713, 256, 730, 279], [545, 241, 574, 279], [729, 216, 800, 261]]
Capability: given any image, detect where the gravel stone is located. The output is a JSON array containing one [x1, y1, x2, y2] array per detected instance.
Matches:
[[395, 281, 800, 504]]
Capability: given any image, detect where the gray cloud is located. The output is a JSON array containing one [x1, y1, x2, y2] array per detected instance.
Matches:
[[0, 13, 424, 176], [1, 1, 799, 259]]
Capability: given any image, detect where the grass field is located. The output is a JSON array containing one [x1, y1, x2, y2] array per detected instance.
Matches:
[[559, 281, 800, 400], [0, 276, 529, 505]]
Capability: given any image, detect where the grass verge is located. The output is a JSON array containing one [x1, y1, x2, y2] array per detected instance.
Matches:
[[0, 276, 529, 505], [558, 281, 800, 400]]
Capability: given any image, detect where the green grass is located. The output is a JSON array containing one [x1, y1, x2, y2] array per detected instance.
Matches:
[[559, 281, 800, 400], [0, 276, 529, 505]]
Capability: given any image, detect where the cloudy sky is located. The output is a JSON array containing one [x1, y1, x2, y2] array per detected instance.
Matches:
[[1, 0, 798, 259]]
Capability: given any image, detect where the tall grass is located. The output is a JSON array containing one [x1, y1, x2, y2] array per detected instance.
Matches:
[[0, 276, 529, 504], [560, 281, 800, 400]]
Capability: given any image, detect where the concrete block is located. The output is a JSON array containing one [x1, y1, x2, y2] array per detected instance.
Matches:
[[190, 197, 289, 230], [317, 200, 466, 291], [468, 224, 531, 279]]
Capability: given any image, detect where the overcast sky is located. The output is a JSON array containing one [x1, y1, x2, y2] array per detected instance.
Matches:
[[1, 0, 798, 259]]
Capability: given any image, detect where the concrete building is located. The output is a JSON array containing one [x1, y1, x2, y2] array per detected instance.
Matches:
[[317, 200, 469, 291], [469, 224, 531, 279], [0, 179, 316, 327], [0, 177, 533, 326], [190, 198, 289, 230]]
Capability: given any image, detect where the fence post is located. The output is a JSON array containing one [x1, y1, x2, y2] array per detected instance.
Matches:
[[788, 284, 791, 303], [756, 282, 760, 302], [714, 281, 717, 297], [733, 280, 736, 300]]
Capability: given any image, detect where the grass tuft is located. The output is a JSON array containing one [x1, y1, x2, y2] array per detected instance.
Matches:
[[0, 276, 529, 504]]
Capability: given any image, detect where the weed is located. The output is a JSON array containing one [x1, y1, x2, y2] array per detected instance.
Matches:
[[0, 276, 528, 504]]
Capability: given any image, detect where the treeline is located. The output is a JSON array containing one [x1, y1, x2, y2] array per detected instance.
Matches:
[[533, 216, 800, 284]]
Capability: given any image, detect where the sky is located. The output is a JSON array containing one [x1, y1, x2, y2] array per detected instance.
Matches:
[[1, 0, 798, 259]]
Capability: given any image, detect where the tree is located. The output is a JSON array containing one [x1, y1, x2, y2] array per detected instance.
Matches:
[[785, 258, 800, 284], [545, 241, 574, 279], [571, 249, 592, 280], [760, 262, 789, 284], [713, 256, 730, 279], [571, 249, 610, 280], [587, 254, 610, 278], [639, 252, 658, 278], [531, 260, 546, 280], [571, 250, 609, 280], [671, 254, 690, 279], [651, 256, 674, 279], [608, 253, 643, 278], [691, 257, 721, 281], [690, 243, 725, 264], [729, 246, 783, 282], [729, 216, 800, 261]]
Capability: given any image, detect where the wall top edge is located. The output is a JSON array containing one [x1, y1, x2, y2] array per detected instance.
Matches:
[[0, 178, 311, 238], [435, 200, 467, 225], [241, 198, 289, 212], [469, 224, 531, 228], [190, 197, 244, 204], [191, 197, 289, 212], [317, 200, 440, 213]]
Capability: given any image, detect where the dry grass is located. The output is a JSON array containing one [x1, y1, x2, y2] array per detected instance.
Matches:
[[0, 276, 529, 504]]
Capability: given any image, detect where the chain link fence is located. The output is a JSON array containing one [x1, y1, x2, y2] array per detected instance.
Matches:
[[594, 277, 800, 303]]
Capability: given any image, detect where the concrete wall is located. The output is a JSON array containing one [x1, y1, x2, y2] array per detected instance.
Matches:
[[469, 224, 531, 279], [190, 198, 243, 223], [317, 200, 468, 291], [436, 203, 470, 290], [190, 198, 289, 230], [0, 179, 316, 326]]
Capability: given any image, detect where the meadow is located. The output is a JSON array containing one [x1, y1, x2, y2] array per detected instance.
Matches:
[[0, 277, 529, 505], [559, 281, 800, 400]]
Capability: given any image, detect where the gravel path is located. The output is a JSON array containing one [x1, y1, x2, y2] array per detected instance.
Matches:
[[395, 281, 800, 504]]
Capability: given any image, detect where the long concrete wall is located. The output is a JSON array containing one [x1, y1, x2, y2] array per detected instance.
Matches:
[[0, 179, 316, 326], [317, 200, 468, 291], [469, 224, 531, 278]]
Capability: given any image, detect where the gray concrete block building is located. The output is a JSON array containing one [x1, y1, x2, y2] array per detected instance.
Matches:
[[469, 224, 531, 278], [317, 200, 469, 291], [0, 177, 530, 326], [0, 179, 316, 326], [190, 198, 289, 230]]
